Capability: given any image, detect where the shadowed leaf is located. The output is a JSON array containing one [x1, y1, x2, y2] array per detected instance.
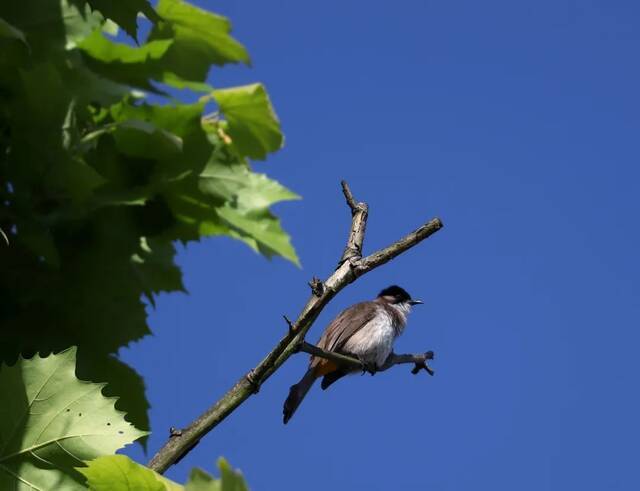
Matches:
[[0, 16, 28, 46]]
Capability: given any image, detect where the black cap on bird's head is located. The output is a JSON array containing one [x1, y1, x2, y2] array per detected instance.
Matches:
[[377, 285, 423, 305]]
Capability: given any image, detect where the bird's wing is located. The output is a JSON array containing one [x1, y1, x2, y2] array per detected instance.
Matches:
[[316, 301, 379, 353]]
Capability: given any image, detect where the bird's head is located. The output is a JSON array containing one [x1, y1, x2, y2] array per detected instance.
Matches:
[[377, 285, 423, 309]]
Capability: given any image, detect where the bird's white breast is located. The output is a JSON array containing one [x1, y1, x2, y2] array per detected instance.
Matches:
[[342, 305, 400, 367]]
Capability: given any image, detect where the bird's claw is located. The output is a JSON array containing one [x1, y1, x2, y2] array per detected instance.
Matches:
[[411, 351, 435, 376], [359, 360, 377, 376]]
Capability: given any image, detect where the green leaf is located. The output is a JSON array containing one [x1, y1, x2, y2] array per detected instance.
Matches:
[[150, 0, 249, 82], [199, 160, 300, 265], [160, 72, 214, 93], [217, 204, 299, 265], [83, 0, 160, 40], [79, 456, 249, 491], [77, 26, 219, 93], [80, 30, 173, 64], [213, 84, 284, 160], [113, 120, 184, 160], [78, 355, 151, 451], [216, 458, 249, 491], [50, 155, 107, 204], [200, 161, 300, 209], [77, 30, 175, 92], [163, 186, 234, 241], [184, 459, 249, 491], [110, 100, 206, 135], [16, 218, 60, 267], [131, 237, 186, 305], [63, 0, 106, 50], [0, 16, 28, 46], [0, 348, 146, 490], [67, 59, 131, 107], [80, 455, 181, 491], [185, 468, 218, 491]]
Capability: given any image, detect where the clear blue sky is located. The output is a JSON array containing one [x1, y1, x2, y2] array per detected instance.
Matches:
[[123, 1, 640, 489]]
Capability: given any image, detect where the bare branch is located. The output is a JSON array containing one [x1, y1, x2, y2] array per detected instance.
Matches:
[[339, 180, 368, 265], [297, 342, 363, 370], [340, 180, 358, 213], [148, 181, 443, 474], [297, 341, 435, 376], [382, 351, 435, 376], [357, 218, 443, 274]]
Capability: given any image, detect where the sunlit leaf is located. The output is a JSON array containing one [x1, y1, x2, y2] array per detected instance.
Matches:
[[80, 355, 151, 451], [216, 458, 249, 491], [200, 161, 299, 209], [79, 456, 249, 491], [80, 455, 181, 491], [160, 72, 214, 93], [213, 83, 283, 160], [63, 0, 106, 49], [82, 0, 160, 40], [150, 0, 249, 81], [217, 205, 299, 266], [0, 348, 146, 490], [185, 468, 218, 491], [80, 30, 173, 64], [199, 160, 299, 264]]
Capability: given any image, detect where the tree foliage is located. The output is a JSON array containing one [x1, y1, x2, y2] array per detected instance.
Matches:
[[0, 0, 298, 486]]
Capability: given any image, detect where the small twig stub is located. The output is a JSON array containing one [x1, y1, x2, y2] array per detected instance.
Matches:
[[308, 277, 324, 297], [245, 370, 261, 394], [283, 315, 295, 334], [341, 180, 359, 213]]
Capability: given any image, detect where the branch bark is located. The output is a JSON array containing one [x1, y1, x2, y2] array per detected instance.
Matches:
[[296, 341, 363, 370], [148, 181, 443, 474], [297, 341, 435, 376], [339, 180, 368, 265]]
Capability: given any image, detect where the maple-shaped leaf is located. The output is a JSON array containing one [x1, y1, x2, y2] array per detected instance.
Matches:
[[0, 348, 146, 490]]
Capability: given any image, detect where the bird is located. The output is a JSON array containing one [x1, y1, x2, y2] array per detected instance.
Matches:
[[283, 285, 422, 424]]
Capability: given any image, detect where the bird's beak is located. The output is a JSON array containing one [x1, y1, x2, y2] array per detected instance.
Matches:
[[409, 299, 423, 305]]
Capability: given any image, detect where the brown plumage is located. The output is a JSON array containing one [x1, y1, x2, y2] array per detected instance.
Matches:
[[283, 285, 421, 424]]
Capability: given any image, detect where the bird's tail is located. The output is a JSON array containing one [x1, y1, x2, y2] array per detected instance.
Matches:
[[283, 368, 317, 424]]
